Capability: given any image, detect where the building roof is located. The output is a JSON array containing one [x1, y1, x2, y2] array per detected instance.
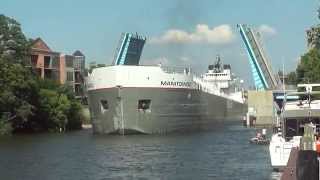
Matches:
[[73, 50, 85, 57], [31, 38, 52, 52], [30, 37, 61, 55]]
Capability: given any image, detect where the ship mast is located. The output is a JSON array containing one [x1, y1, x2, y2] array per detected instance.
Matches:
[[214, 54, 222, 73]]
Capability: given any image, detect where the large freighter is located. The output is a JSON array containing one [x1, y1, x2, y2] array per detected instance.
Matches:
[[86, 33, 247, 134]]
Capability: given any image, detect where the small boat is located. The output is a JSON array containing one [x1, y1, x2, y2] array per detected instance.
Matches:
[[249, 136, 270, 145], [250, 128, 269, 145]]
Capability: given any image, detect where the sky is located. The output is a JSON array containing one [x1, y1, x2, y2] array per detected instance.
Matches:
[[2, 0, 319, 86]]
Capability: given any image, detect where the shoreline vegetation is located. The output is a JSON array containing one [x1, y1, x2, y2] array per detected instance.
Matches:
[[0, 15, 87, 135]]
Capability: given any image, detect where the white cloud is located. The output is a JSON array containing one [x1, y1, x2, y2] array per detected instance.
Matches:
[[150, 24, 235, 45], [258, 24, 277, 37]]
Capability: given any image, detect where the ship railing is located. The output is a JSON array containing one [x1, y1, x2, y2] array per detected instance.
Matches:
[[88, 64, 194, 76], [160, 66, 192, 75]]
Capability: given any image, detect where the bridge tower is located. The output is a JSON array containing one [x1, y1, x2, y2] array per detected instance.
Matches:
[[238, 24, 280, 90], [113, 33, 146, 66]]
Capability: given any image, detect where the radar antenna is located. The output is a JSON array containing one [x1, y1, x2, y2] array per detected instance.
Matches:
[[213, 55, 222, 73]]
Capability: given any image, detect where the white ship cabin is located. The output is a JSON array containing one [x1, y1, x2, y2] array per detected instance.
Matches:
[[203, 64, 232, 89], [193, 55, 244, 101], [197, 61, 233, 96]]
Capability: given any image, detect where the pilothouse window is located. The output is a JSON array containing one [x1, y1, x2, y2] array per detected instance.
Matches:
[[138, 99, 151, 110]]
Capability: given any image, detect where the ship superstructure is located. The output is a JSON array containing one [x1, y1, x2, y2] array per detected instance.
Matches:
[[194, 55, 244, 104]]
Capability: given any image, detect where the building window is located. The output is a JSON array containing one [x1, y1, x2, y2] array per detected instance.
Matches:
[[138, 99, 151, 110], [65, 56, 74, 68], [44, 56, 50, 68], [31, 55, 38, 66], [51, 56, 59, 68], [75, 71, 81, 83], [67, 72, 74, 81]]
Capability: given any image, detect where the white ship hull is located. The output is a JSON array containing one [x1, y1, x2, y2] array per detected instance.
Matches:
[[87, 65, 247, 134]]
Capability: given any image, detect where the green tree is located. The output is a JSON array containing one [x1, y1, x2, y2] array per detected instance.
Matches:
[[0, 118, 12, 135], [35, 79, 84, 131], [66, 101, 83, 130], [0, 14, 35, 133], [38, 89, 71, 132], [0, 14, 84, 134], [88, 61, 106, 73], [296, 48, 320, 83], [286, 71, 297, 85], [0, 14, 30, 63], [0, 57, 38, 133]]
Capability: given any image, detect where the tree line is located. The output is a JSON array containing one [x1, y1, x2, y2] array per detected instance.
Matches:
[[0, 15, 84, 135], [285, 10, 320, 85]]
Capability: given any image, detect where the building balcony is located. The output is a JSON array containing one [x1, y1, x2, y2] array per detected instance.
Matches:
[[44, 55, 59, 69], [74, 71, 83, 84]]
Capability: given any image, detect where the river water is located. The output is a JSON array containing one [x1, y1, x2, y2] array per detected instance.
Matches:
[[0, 123, 281, 180]]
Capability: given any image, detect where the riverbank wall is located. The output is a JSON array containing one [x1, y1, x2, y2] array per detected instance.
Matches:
[[247, 90, 274, 127]]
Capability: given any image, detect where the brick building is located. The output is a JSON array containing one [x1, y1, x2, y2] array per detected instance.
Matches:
[[29, 38, 60, 80], [28, 38, 86, 99], [60, 51, 86, 98]]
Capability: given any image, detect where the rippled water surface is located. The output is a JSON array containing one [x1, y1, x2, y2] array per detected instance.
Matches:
[[0, 123, 280, 180]]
